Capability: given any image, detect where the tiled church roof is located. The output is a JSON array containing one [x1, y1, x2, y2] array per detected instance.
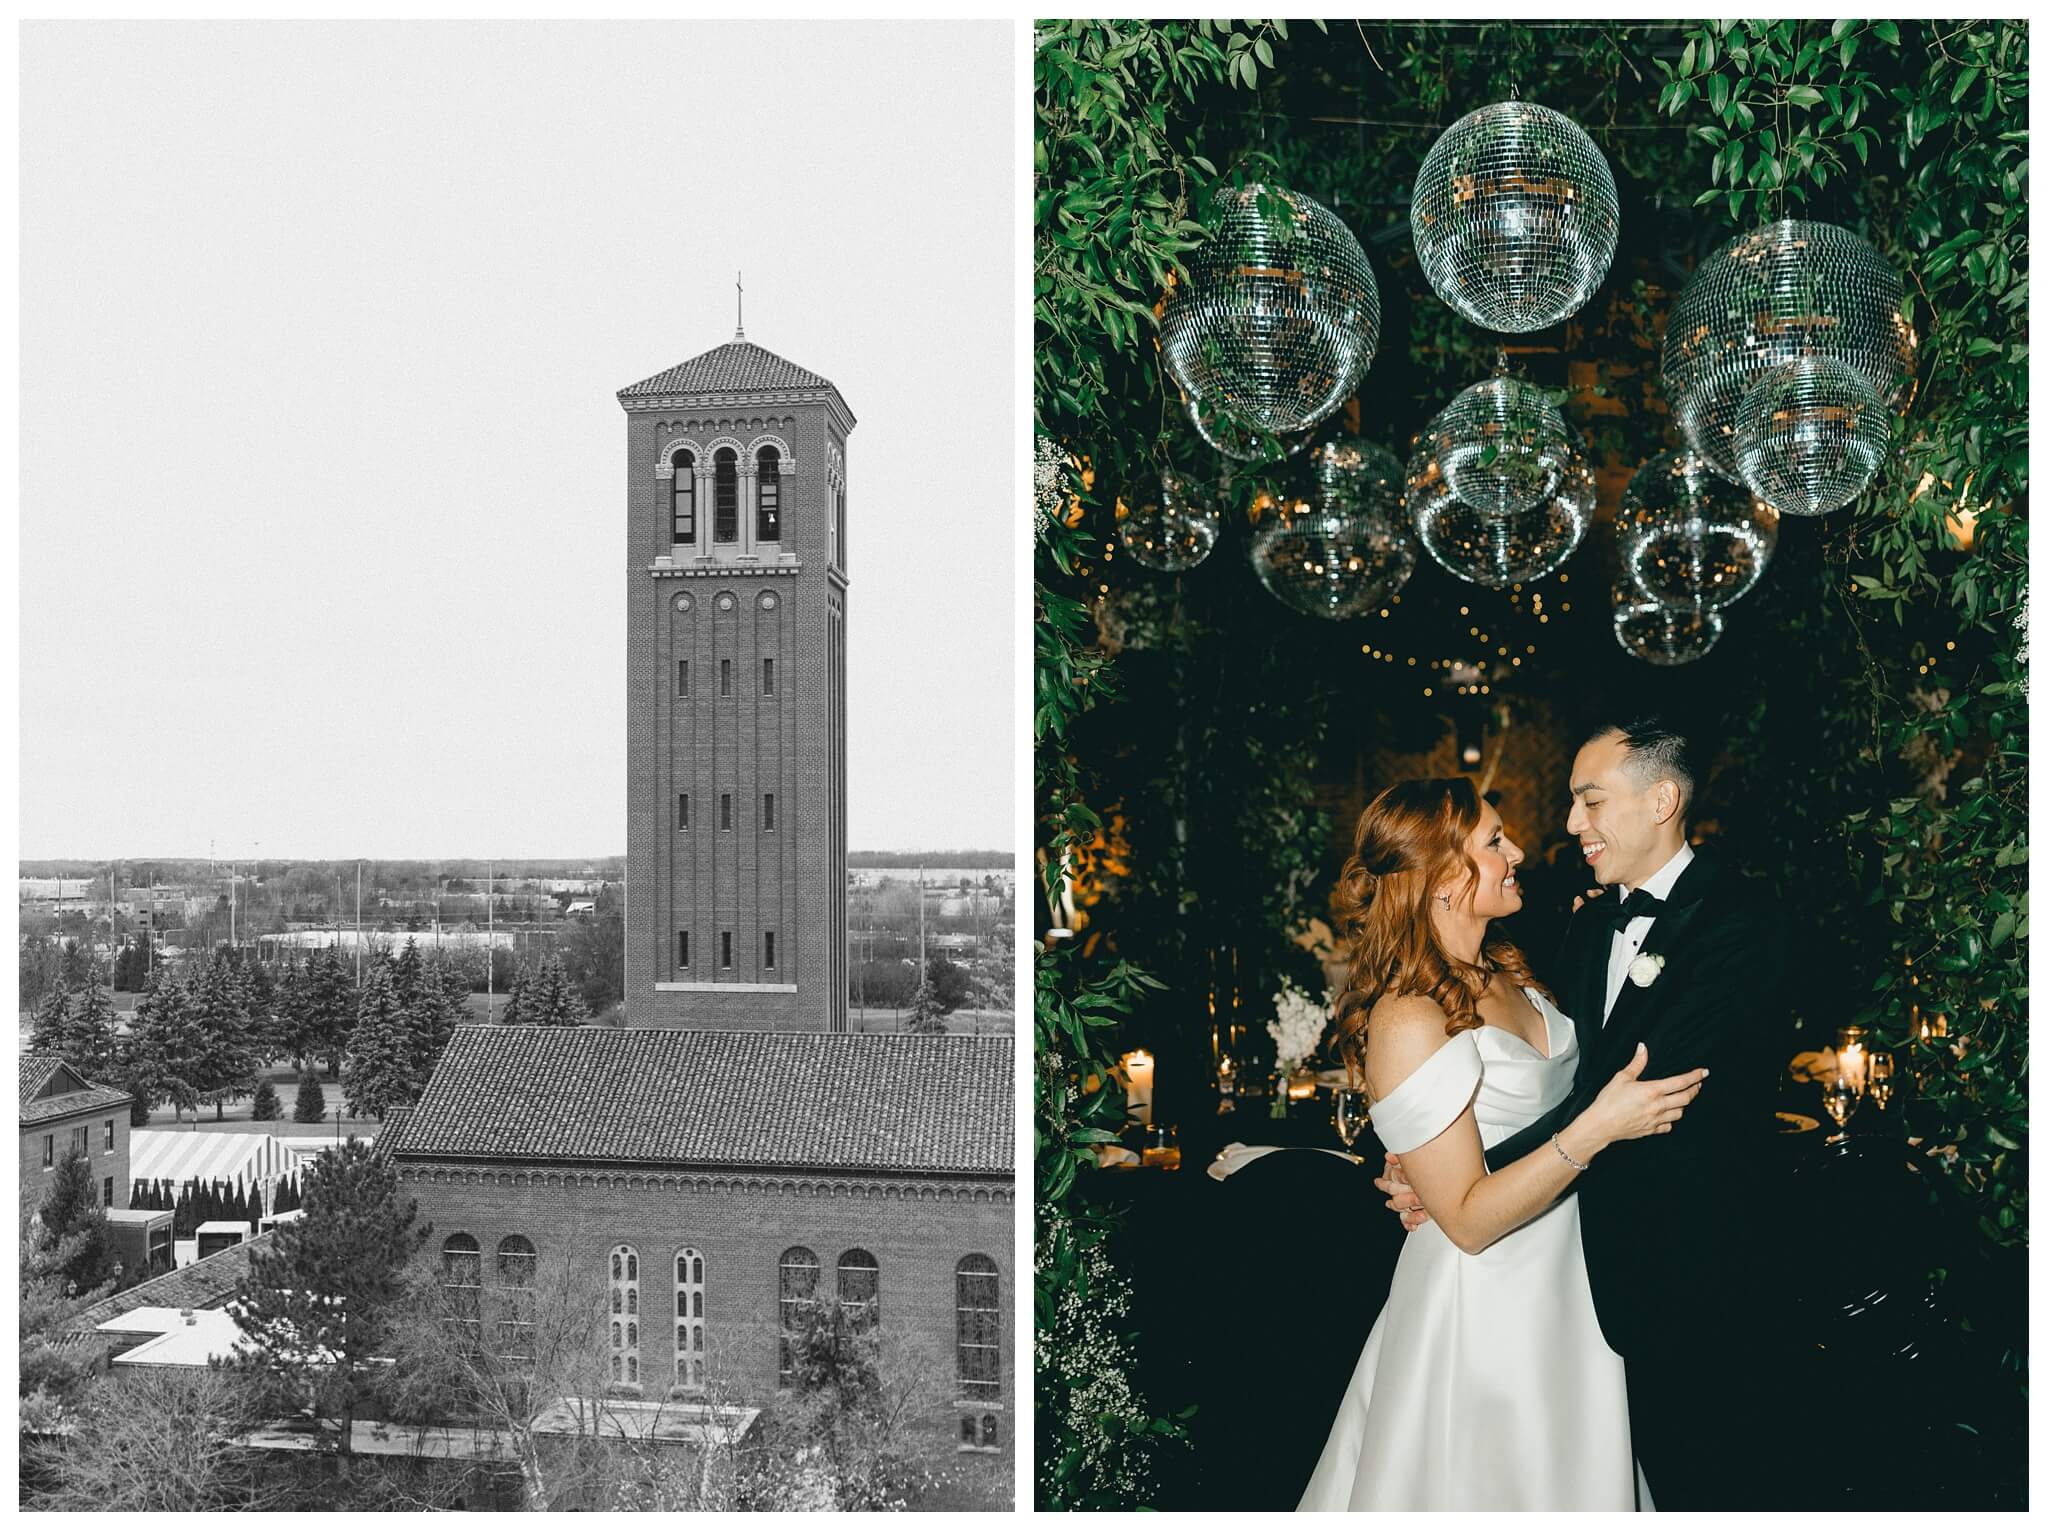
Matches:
[[385, 1027, 1012, 1178], [618, 340, 831, 399]]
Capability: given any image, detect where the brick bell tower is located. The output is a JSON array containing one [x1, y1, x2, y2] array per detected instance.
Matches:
[[618, 317, 852, 1032]]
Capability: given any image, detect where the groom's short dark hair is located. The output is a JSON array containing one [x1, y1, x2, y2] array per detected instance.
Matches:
[[1588, 714, 1696, 815]]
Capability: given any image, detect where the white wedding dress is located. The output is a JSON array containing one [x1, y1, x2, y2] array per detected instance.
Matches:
[[1297, 989, 1647, 1511]]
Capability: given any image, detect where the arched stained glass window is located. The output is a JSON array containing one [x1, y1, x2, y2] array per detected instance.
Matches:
[[956, 1254, 1000, 1402], [838, 1249, 880, 1331], [778, 1246, 820, 1385]]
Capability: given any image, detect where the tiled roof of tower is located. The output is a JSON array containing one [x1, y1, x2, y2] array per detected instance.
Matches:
[[618, 340, 831, 399], [384, 1027, 1012, 1178]]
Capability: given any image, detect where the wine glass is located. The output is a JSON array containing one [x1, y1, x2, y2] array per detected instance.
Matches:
[[1334, 1088, 1368, 1156], [1867, 1051, 1896, 1111], [1821, 1076, 1858, 1144]]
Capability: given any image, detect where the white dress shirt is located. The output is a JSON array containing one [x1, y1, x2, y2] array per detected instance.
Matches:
[[1601, 843, 1695, 1021]]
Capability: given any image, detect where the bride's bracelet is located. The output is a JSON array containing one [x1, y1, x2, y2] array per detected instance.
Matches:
[[1551, 1133, 1590, 1173]]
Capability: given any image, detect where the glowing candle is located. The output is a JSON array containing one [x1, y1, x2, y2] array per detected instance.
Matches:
[[1122, 1050, 1155, 1125]]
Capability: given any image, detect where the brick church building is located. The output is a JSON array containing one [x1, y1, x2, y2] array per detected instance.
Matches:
[[388, 330, 1014, 1473]]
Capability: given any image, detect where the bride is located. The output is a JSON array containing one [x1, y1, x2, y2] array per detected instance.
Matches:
[[1298, 779, 1705, 1512]]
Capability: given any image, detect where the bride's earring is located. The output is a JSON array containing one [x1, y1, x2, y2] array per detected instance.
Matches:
[[1437, 893, 1452, 910]]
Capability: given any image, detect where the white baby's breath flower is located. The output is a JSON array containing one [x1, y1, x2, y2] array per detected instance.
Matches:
[[1268, 981, 1333, 1071]]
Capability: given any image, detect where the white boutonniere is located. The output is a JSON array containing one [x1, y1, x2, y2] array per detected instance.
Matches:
[[1628, 953, 1667, 988]]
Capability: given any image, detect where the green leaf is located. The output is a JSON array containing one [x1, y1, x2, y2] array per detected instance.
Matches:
[[1788, 85, 1823, 109], [1680, 38, 1696, 77]]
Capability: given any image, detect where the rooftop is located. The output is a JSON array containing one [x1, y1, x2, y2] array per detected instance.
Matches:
[[68, 1230, 275, 1336], [618, 339, 832, 399], [20, 1055, 132, 1125], [385, 1026, 1011, 1178]]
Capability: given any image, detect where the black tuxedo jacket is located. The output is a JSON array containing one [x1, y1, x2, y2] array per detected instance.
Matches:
[[1484, 845, 1785, 1358]]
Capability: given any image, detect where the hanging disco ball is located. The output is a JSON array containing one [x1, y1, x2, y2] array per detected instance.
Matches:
[[1411, 100, 1621, 332], [1662, 219, 1915, 483], [1412, 451, 1593, 588], [1160, 183, 1381, 435], [1187, 395, 1318, 464], [1250, 440, 1415, 620], [1617, 450, 1779, 611], [1118, 470, 1221, 572], [1410, 375, 1573, 517], [1613, 592, 1725, 666], [1733, 356, 1892, 516]]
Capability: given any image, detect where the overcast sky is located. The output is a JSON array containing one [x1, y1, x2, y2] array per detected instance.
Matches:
[[20, 21, 1015, 861]]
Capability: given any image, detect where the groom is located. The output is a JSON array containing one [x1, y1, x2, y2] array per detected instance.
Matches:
[[1378, 715, 1789, 1511]]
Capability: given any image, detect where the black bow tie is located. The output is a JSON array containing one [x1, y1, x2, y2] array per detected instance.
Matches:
[[1600, 888, 1666, 929]]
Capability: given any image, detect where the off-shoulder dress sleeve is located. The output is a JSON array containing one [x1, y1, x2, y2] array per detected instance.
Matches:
[[1370, 1030, 1483, 1155]]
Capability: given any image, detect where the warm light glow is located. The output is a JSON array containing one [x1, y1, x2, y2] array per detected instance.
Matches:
[[1945, 504, 1979, 550]]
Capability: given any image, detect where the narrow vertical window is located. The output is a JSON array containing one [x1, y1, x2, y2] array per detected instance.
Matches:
[[677, 659, 690, 696], [677, 931, 690, 969], [497, 1236, 537, 1363], [104, 1120, 115, 1151], [762, 657, 775, 695], [609, 1245, 640, 1386], [673, 1249, 707, 1389], [720, 659, 731, 697], [441, 1234, 482, 1348], [671, 450, 697, 543], [764, 931, 776, 969], [720, 793, 732, 831], [763, 793, 776, 831], [104, 1176, 114, 1207], [713, 448, 738, 542], [720, 931, 733, 969], [42, 1136, 52, 1169], [678, 792, 690, 830], [756, 447, 781, 541]]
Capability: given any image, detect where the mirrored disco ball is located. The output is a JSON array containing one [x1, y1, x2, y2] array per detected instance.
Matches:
[[1662, 219, 1915, 483], [1188, 395, 1317, 464], [1160, 183, 1381, 434], [1410, 376, 1573, 517], [1250, 441, 1415, 620], [1118, 470, 1221, 572], [1412, 452, 1593, 588], [1411, 100, 1620, 332], [1617, 450, 1778, 611], [1613, 593, 1725, 666], [1734, 356, 1891, 516]]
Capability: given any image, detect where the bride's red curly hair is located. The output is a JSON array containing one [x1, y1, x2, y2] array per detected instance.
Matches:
[[1331, 777, 1550, 1073]]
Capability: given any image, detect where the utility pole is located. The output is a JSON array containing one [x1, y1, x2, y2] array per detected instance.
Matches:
[[355, 861, 363, 985], [486, 860, 494, 1018]]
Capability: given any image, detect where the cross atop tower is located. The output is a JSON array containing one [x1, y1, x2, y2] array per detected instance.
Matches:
[[735, 270, 745, 340]]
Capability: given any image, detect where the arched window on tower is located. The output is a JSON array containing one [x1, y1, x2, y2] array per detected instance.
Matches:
[[671, 450, 696, 544], [756, 446, 781, 542], [674, 1248, 706, 1389], [609, 1244, 640, 1387], [777, 1246, 820, 1385], [713, 448, 738, 543]]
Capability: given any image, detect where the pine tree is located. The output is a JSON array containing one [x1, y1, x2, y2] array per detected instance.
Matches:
[[390, 939, 425, 1008], [224, 1139, 427, 1455], [250, 1078, 282, 1121], [344, 960, 414, 1121], [520, 955, 587, 1027], [497, 962, 533, 1025], [307, 946, 357, 1076], [906, 975, 948, 1035], [293, 1069, 328, 1124], [65, 975, 120, 1081], [38, 1149, 118, 1296], [189, 952, 257, 1120], [128, 975, 203, 1121], [30, 982, 72, 1054]]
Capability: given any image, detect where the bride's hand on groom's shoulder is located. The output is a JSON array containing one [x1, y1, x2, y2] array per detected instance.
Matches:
[[1571, 885, 1607, 913], [1374, 1151, 1432, 1231]]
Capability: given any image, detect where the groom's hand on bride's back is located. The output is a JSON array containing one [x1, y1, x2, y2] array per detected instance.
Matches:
[[1375, 1152, 1432, 1231]]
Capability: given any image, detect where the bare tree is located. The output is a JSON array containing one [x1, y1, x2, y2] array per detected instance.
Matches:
[[25, 1368, 281, 1511]]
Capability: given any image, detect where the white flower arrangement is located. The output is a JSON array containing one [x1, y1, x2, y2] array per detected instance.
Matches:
[[1268, 981, 1333, 1072], [1627, 952, 1667, 988]]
